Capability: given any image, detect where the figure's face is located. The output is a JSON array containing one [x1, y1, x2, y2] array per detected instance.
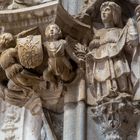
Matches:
[[0, 33, 13, 52], [48, 24, 60, 39], [101, 6, 113, 23]]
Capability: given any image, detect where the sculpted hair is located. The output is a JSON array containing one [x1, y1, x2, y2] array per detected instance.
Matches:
[[0, 33, 16, 52], [100, 1, 123, 28], [45, 23, 62, 40]]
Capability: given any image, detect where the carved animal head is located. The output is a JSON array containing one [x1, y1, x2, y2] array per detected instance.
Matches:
[[100, 1, 123, 28], [45, 23, 62, 41]]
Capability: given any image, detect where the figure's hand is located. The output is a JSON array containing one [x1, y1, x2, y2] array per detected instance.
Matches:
[[5, 64, 23, 79], [86, 52, 94, 64], [77, 68, 85, 78], [86, 52, 93, 59], [78, 58, 85, 69], [127, 18, 135, 26]]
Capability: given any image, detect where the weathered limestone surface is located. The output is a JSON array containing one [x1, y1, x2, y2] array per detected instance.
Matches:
[[0, 0, 139, 140]]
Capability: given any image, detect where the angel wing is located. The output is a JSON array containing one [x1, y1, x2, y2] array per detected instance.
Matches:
[[131, 42, 140, 101], [128, 18, 140, 101]]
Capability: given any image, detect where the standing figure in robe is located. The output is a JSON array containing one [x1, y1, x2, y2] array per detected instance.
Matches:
[[86, 1, 139, 104]]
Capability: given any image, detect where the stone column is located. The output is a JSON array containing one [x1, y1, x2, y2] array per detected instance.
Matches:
[[63, 101, 86, 140], [137, 120, 140, 140], [61, 0, 84, 15], [63, 103, 77, 140], [63, 78, 86, 140]]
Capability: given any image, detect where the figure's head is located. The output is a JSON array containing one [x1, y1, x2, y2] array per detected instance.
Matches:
[[45, 24, 62, 41], [0, 33, 15, 52], [100, 1, 122, 27]]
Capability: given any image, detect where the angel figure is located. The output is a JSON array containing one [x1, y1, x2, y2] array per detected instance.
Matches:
[[43, 23, 81, 86], [86, 1, 139, 104]]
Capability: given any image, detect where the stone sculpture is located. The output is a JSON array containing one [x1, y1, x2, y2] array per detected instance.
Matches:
[[43, 23, 81, 86], [86, 1, 138, 105], [0, 22, 86, 139], [0, 0, 140, 140], [0, 33, 42, 112], [86, 1, 140, 140]]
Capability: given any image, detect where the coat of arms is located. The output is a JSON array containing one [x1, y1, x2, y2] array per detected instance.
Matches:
[[17, 35, 43, 69]]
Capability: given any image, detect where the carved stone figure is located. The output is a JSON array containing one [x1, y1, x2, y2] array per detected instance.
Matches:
[[0, 32, 16, 103], [0, 30, 61, 139], [43, 23, 81, 85], [86, 1, 138, 105], [0, 34, 42, 111], [86, 1, 140, 140]]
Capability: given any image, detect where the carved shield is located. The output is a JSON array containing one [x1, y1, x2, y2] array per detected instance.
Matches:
[[17, 35, 43, 69]]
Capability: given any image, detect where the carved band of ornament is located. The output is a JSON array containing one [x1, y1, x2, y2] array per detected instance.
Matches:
[[0, 1, 59, 32], [0, 7, 56, 22], [2, 15, 55, 31], [1, 110, 20, 140], [0, 0, 58, 15]]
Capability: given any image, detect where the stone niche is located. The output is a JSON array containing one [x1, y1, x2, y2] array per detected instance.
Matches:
[[0, 0, 140, 140]]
